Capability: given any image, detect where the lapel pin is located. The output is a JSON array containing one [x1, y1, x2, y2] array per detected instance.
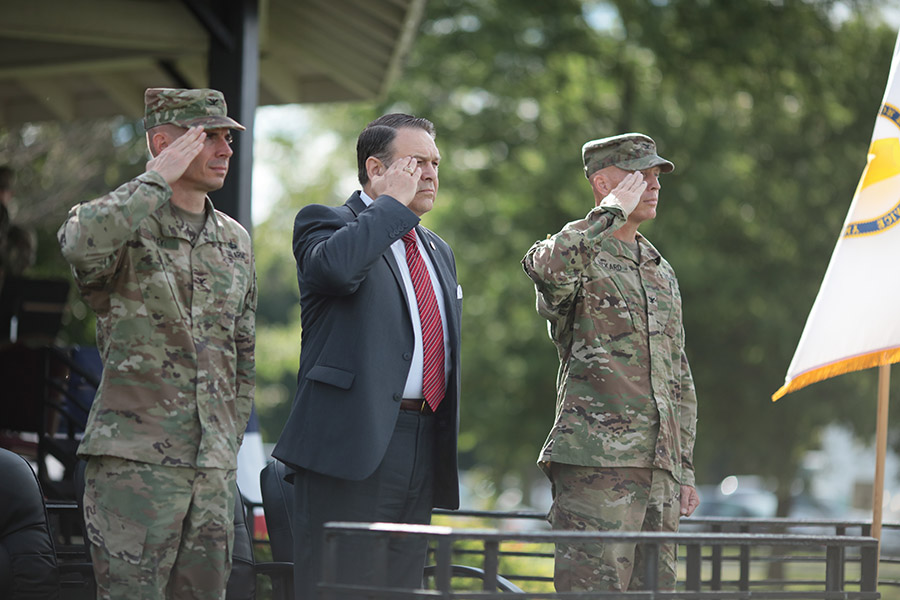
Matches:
[[430, 241, 436, 250]]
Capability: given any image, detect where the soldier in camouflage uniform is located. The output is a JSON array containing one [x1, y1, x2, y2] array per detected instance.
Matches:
[[522, 133, 700, 593], [58, 88, 256, 600]]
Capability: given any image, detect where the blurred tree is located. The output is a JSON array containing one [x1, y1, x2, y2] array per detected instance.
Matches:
[[338, 0, 900, 511], [248, 107, 364, 441], [0, 118, 148, 344], [610, 0, 899, 511], [7, 0, 900, 518]]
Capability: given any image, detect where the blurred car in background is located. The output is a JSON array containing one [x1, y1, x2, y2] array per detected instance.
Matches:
[[693, 476, 778, 519]]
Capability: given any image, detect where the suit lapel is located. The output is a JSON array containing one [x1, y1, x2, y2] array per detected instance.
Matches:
[[346, 192, 366, 217], [347, 192, 410, 306], [346, 193, 455, 337], [385, 247, 408, 306]]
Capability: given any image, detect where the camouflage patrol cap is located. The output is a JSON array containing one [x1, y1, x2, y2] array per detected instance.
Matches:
[[582, 132, 674, 178], [143, 88, 246, 131]]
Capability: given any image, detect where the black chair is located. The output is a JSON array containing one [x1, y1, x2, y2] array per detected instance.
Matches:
[[0, 448, 93, 599], [423, 565, 523, 593], [259, 460, 294, 564], [0, 447, 60, 599], [258, 460, 522, 594], [259, 461, 295, 599], [227, 482, 258, 600], [0, 343, 95, 501], [229, 481, 294, 600]]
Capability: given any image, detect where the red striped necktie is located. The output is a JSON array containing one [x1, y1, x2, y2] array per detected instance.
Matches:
[[401, 230, 445, 412]]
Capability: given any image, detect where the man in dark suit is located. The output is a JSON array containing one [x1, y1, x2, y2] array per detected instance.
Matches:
[[272, 113, 461, 599]]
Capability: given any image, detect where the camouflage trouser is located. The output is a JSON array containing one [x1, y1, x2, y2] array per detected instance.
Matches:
[[547, 464, 680, 593], [82, 456, 236, 600]]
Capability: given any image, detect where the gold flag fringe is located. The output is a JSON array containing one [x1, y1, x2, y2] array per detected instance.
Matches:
[[772, 347, 900, 401]]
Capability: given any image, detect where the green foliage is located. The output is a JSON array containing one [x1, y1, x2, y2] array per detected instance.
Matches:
[[7, 0, 900, 514], [379, 0, 639, 497], [605, 0, 899, 500], [0, 117, 149, 345], [361, 0, 900, 508], [248, 105, 371, 440], [250, 0, 900, 509], [254, 318, 300, 442]]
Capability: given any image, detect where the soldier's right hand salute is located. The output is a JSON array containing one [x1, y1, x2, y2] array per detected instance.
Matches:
[[607, 170, 647, 217], [146, 125, 206, 185]]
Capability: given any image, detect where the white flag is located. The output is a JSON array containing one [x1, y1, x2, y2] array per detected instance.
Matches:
[[774, 30, 900, 401]]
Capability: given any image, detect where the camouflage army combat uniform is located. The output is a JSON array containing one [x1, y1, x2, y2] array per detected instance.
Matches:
[[58, 88, 256, 600], [523, 152, 697, 592]]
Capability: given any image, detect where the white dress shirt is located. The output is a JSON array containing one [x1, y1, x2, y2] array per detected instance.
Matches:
[[361, 191, 450, 399]]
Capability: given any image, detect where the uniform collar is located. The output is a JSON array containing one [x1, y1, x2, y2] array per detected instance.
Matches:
[[156, 197, 223, 244], [603, 231, 662, 266], [636, 233, 663, 265]]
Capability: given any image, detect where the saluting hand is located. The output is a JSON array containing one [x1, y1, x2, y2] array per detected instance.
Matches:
[[147, 126, 206, 185], [369, 156, 421, 208], [609, 171, 647, 217]]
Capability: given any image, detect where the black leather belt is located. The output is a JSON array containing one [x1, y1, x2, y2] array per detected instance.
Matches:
[[400, 399, 431, 413]]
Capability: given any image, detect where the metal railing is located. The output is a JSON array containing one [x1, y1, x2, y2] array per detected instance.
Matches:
[[43, 498, 894, 598], [434, 510, 900, 589], [320, 521, 881, 599]]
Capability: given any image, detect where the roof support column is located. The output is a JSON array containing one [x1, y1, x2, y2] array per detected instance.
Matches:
[[206, 0, 259, 233]]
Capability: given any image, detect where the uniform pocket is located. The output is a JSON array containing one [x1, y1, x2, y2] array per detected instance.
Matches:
[[580, 273, 635, 338], [134, 229, 185, 321], [83, 489, 149, 565], [658, 278, 683, 342]]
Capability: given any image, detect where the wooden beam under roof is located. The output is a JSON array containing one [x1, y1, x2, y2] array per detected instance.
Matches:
[[169, 57, 207, 89], [0, 57, 161, 81], [301, 3, 397, 65], [259, 58, 302, 106], [381, 0, 426, 96], [91, 73, 145, 119], [289, 38, 380, 100], [302, 0, 400, 48], [295, 21, 392, 85], [0, 0, 205, 53], [265, 18, 378, 100], [0, 0, 425, 126], [18, 77, 77, 121], [261, 46, 363, 104], [349, 0, 412, 31]]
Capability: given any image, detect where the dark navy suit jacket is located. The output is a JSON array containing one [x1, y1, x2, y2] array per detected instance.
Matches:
[[272, 192, 461, 509]]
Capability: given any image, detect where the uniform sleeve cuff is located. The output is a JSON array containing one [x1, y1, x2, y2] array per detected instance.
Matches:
[[141, 170, 173, 193]]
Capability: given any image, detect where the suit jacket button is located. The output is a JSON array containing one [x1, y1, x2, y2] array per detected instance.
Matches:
[[393, 393, 402, 402], [403, 352, 412, 360]]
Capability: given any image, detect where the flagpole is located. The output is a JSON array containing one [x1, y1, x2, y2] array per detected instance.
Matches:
[[873, 363, 891, 544]]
